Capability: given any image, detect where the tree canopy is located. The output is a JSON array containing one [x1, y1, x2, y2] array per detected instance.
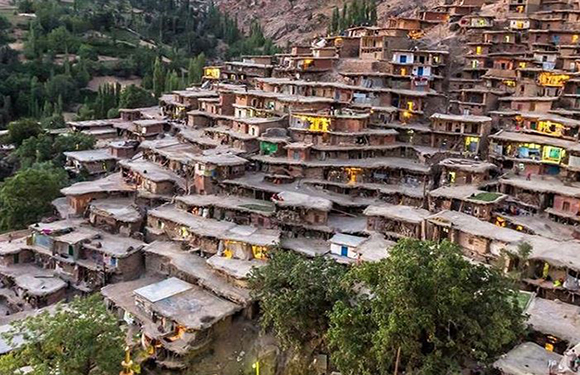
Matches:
[[7, 118, 42, 146], [327, 239, 526, 375], [249, 250, 348, 349], [0, 294, 125, 375], [0, 163, 68, 230]]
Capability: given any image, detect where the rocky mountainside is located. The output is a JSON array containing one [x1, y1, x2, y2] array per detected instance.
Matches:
[[214, 0, 438, 45]]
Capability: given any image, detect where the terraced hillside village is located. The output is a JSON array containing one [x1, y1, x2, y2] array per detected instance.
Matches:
[[2, 0, 580, 374]]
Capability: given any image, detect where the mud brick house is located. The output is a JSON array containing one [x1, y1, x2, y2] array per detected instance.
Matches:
[[364, 203, 430, 240], [328, 233, 394, 263], [429, 113, 492, 155], [428, 185, 507, 220], [61, 173, 135, 216], [271, 191, 333, 229], [88, 198, 143, 235], [64, 149, 117, 177], [437, 158, 498, 186], [175, 194, 276, 229], [103, 276, 242, 368]]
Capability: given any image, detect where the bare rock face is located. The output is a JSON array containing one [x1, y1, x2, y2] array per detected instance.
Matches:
[[213, 0, 436, 45]]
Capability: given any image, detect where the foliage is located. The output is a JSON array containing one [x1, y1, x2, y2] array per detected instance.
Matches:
[[7, 118, 42, 146], [16, 132, 95, 168], [41, 113, 66, 129], [0, 294, 125, 375], [249, 250, 348, 349], [188, 52, 206, 85], [119, 84, 156, 109], [329, 0, 377, 35], [0, 162, 68, 230], [327, 239, 526, 375]]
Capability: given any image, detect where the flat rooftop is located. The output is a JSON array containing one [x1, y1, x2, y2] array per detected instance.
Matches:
[[175, 194, 275, 216], [493, 342, 562, 375], [149, 204, 280, 247], [60, 173, 135, 196], [429, 185, 506, 204], [64, 149, 116, 162], [526, 297, 580, 343], [89, 198, 143, 223], [103, 276, 241, 331], [143, 241, 252, 305], [363, 203, 430, 224], [272, 191, 333, 212]]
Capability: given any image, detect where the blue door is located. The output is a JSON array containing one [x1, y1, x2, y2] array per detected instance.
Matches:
[[341, 246, 348, 257]]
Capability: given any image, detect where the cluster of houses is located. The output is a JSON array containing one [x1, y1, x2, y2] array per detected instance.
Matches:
[[4, 0, 580, 372]]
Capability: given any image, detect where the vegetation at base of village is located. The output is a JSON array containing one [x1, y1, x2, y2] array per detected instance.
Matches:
[[250, 239, 527, 375], [328, 0, 378, 35], [0, 0, 279, 233], [0, 294, 126, 375], [249, 251, 349, 349], [0, 162, 68, 231]]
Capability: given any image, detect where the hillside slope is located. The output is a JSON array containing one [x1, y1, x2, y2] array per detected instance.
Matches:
[[214, 0, 439, 45]]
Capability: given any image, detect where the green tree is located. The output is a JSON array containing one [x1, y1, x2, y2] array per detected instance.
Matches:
[[0, 295, 125, 375], [340, 2, 349, 30], [7, 118, 42, 146], [14, 134, 53, 167], [52, 132, 95, 166], [45, 74, 77, 107], [152, 57, 165, 97], [330, 7, 340, 34], [46, 26, 80, 54], [41, 114, 66, 129], [119, 84, 156, 109], [188, 52, 206, 85], [0, 163, 68, 230], [77, 43, 98, 60], [249, 251, 348, 349], [328, 239, 526, 375], [17, 0, 34, 13]]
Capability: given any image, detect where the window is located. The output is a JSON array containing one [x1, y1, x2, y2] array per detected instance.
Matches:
[[563, 201, 571, 212], [341, 246, 348, 257], [400, 55, 407, 63], [13, 254, 19, 264]]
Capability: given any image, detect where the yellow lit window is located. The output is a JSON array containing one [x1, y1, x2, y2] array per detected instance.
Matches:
[[252, 245, 268, 260], [297, 115, 331, 133], [401, 67, 407, 76], [538, 72, 570, 87], [476, 46, 482, 55], [574, 35, 579, 43], [204, 67, 220, 79], [345, 167, 362, 184], [407, 101, 414, 111], [537, 120, 564, 136], [518, 62, 527, 68], [542, 146, 565, 164]]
